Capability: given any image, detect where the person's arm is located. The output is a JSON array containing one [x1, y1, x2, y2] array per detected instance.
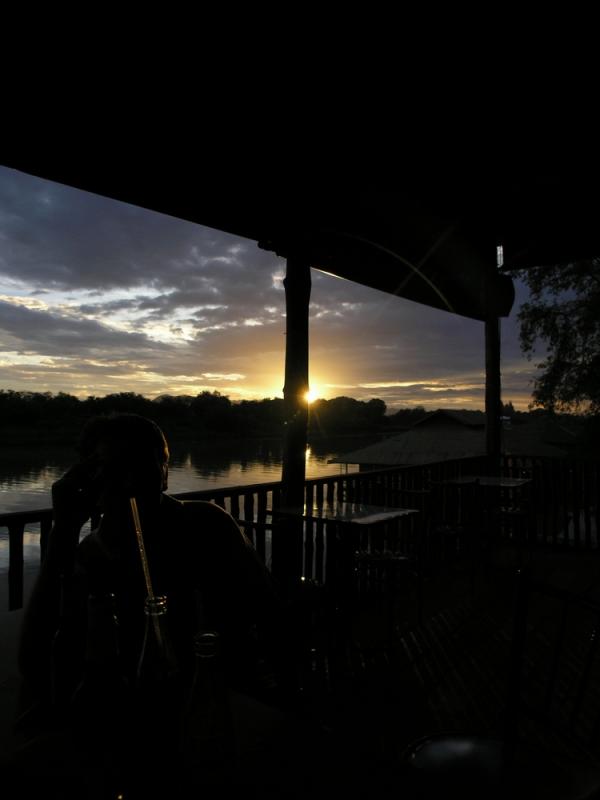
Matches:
[[17, 462, 96, 692]]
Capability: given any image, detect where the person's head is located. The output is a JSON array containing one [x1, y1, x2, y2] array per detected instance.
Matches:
[[78, 413, 169, 510]]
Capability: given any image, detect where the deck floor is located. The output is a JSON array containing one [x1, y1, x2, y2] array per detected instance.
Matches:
[[4, 547, 600, 797], [291, 545, 600, 797]]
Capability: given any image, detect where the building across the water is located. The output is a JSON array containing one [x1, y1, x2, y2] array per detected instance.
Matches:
[[329, 409, 580, 469]]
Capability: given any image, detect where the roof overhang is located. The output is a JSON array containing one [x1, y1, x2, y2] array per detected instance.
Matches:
[[3, 151, 598, 322]]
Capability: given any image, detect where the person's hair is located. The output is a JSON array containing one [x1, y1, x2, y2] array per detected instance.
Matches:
[[78, 413, 169, 464]]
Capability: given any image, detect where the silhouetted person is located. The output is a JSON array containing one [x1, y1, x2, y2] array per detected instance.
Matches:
[[4, 413, 319, 799]]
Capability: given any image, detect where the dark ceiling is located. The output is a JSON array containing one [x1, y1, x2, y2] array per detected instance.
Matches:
[[3, 150, 599, 323]]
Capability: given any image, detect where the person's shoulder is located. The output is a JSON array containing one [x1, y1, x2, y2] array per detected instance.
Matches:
[[163, 494, 256, 555], [162, 493, 242, 532]]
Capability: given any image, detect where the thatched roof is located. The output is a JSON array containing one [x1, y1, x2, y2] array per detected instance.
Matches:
[[413, 409, 486, 428], [329, 428, 485, 467], [330, 412, 573, 467]]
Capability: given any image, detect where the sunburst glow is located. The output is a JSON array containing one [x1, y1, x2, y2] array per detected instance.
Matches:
[[305, 388, 319, 404]]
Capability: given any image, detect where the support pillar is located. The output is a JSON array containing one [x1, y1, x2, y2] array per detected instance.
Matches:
[[281, 256, 311, 508], [485, 315, 502, 475], [272, 255, 311, 592]]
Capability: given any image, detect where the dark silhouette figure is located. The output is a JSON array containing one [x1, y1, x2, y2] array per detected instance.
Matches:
[[3, 413, 319, 799]]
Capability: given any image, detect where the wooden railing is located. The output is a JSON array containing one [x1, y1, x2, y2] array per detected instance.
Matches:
[[2, 454, 599, 611], [0, 508, 53, 612], [502, 454, 600, 550]]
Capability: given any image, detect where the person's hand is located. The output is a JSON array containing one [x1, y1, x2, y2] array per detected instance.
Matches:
[[76, 529, 121, 592], [51, 457, 104, 531]]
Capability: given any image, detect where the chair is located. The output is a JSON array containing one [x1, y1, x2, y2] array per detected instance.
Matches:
[[399, 566, 600, 799], [427, 478, 483, 565], [487, 479, 535, 568], [351, 492, 426, 639]]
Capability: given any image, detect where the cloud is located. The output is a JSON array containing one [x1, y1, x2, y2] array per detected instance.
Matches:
[[0, 166, 283, 297], [0, 298, 170, 356]]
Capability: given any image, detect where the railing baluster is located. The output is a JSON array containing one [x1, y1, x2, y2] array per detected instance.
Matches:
[[230, 494, 240, 521], [244, 492, 255, 545], [272, 485, 281, 511], [306, 483, 315, 513], [214, 493, 226, 510], [255, 489, 268, 562], [8, 522, 25, 611], [257, 489, 268, 524], [316, 481, 324, 509], [326, 480, 335, 507]]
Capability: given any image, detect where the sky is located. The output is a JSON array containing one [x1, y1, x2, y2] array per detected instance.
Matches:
[[0, 165, 539, 412]]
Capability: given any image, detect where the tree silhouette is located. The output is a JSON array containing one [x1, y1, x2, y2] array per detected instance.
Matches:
[[517, 260, 600, 414]]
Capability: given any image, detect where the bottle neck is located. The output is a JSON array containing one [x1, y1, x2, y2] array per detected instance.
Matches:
[[193, 630, 220, 660], [144, 595, 168, 617], [137, 594, 179, 684]]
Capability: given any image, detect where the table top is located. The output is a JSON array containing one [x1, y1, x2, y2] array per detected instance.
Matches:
[[270, 502, 419, 525], [442, 475, 532, 488]]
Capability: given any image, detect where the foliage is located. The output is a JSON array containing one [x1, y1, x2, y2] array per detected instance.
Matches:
[[386, 405, 428, 428], [517, 260, 600, 414], [309, 396, 387, 434]]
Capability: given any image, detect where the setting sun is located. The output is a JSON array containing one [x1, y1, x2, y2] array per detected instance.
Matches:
[[305, 388, 319, 404]]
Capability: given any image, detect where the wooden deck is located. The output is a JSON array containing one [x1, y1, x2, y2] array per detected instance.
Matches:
[[4, 514, 600, 798], [3, 550, 600, 797], [287, 546, 600, 797]]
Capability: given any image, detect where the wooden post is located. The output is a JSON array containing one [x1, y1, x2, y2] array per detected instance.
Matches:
[[485, 315, 502, 476], [273, 255, 311, 591], [281, 255, 311, 508]]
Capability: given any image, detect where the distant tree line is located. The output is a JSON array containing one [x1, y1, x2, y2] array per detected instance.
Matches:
[[2, 388, 588, 447], [0, 389, 418, 444]]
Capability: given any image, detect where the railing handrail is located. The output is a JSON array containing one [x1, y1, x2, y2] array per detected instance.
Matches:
[[2, 454, 599, 611], [0, 508, 54, 525]]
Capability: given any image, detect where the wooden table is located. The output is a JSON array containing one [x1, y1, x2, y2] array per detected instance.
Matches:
[[270, 502, 423, 624], [269, 501, 420, 580], [442, 476, 532, 489], [271, 501, 419, 526]]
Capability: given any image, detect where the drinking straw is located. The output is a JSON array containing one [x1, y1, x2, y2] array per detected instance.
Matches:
[[130, 496, 167, 651], [129, 496, 154, 600]]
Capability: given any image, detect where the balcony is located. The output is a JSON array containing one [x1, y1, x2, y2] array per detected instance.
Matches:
[[2, 453, 599, 790]]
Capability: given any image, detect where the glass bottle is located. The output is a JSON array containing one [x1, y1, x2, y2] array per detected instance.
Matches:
[[179, 628, 236, 785], [135, 595, 181, 734], [131, 594, 182, 793], [136, 595, 179, 683], [70, 592, 130, 734], [69, 592, 132, 799]]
